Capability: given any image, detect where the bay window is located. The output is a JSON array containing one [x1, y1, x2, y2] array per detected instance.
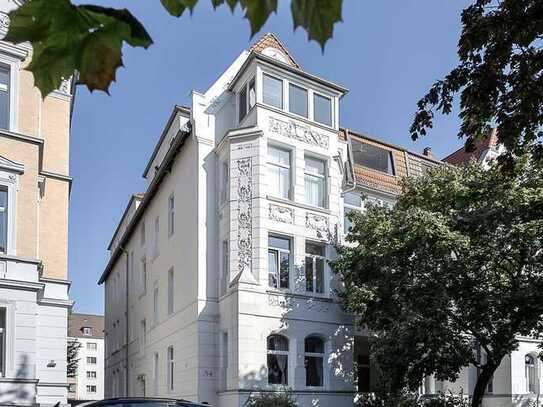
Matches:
[[314, 93, 332, 126], [267, 335, 289, 385], [268, 235, 290, 289], [305, 336, 324, 387], [263, 74, 283, 109], [268, 145, 291, 199], [289, 83, 308, 117], [305, 242, 325, 294], [304, 156, 326, 208]]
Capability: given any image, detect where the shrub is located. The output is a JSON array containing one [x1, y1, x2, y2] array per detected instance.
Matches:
[[244, 391, 297, 407]]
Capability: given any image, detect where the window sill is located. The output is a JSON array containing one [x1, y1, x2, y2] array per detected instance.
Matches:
[[266, 289, 333, 303], [267, 195, 331, 215]]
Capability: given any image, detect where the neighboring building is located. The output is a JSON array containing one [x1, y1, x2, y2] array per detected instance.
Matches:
[[98, 33, 440, 407], [67, 313, 105, 402], [0, 1, 75, 406], [443, 128, 503, 168]]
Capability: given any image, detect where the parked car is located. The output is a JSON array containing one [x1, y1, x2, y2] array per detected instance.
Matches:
[[76, 398, 210, 407]]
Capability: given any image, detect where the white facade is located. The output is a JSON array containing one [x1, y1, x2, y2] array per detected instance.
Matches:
[[100, 34, 542, 407]]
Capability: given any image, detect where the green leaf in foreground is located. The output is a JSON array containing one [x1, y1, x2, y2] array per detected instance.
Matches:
[[291, 0, 343, 50], [5, 0, 153, 96]]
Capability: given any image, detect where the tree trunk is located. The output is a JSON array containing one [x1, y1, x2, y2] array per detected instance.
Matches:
[[472, 365, 497, 407]]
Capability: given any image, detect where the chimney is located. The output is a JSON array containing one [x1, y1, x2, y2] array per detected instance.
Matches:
[[423, 147, 433, 158]]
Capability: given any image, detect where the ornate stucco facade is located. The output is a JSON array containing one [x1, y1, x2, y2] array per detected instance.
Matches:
[[0, 1, 74, 405]]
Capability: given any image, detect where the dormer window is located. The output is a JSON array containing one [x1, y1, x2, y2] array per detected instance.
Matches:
[[314, 93, 332, 126], [351, 139, 395, 176], [289, 83, 308, 118], [82, 327, 93, 336], [238, 77, 256, 123], [263, 74, 283, 109]]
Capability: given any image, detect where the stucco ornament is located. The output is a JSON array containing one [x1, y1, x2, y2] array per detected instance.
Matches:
[[236, 157, 252, 275], [305, 212, 329, 232], [0, 13, 10, 31], [268, 117, 329, 148], [268, 204, 294, 224]]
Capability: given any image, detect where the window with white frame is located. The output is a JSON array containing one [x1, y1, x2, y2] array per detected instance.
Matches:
[[221, 331, 228, 390], [0, 65, 10, 130], [239, 85, 247, 122], [238, 77, 255, 123], [305, 242, 325, 294], [263, 74, 283, 109], [351, 139, 395, 175], [304, 156, 326, 208], [268, 235, 290, 289], [248, 77, 256, 110], [526, 354, 537, 393], [140, 319, 146, 353], [167, 268, 174, 315], [314, 93, 332, 126], [0, 186, 8, 253], [268, 145, 291, 200], [87, 385, 97, 393], [82, 327, 93, 336], [87, 371, 97, 379], [0, 308, 5, 377], [289, 83, 308, 117], [87, 342, 97, 350], [153, 352, 159, 395], [220, 240, 229, 296], [153, 286, 159, 325], [167, 346, 174, 391], [267, 335, 288, 385], [220, 161, 229, 204], [305, 336, 325, 387], [141, 257, 147, 294], [87, 357, 97, 364], [140, 221, 145, 246], [153, 216, 160, 258], [168, 193, 174, 237], [344, 192, 362, 234]]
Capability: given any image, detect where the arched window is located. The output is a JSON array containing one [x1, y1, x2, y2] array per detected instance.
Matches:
[[305, 336, 325, 387], [525, 354, 537, 393], [267, 335, 288, 385]]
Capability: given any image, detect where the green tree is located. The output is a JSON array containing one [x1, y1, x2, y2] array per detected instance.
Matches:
[[411, 0, 543, 165], [333, 158, 543, 407], [67, 338, 82, 378], [4, 0, 342, 95]]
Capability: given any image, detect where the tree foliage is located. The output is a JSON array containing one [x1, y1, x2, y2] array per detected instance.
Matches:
[[333, 158, 543, 407], [411, 0, 543, 165], [4, 0, 343, 96], [67, 339, 82, 378], [244, 391, 297, 407]]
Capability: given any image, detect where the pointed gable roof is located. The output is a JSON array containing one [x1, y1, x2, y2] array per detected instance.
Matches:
[[443, 129, 499, 165], [249, 33, 301, 69], [0, 155, 23, 173]]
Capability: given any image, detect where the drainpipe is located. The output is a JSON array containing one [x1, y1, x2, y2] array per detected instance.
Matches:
[[119, 246, 130, 396]]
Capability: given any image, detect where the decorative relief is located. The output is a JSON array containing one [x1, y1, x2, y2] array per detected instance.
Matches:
[[268, 204, 294, 224], [0, 13, 10, 31], [268, 295, 294, 309], [305, 212, 329, 232], [237, 157, 252, 275], [268, 117, 329, 149], [305, 297, 330, 313], [57, 78, 72, 95]]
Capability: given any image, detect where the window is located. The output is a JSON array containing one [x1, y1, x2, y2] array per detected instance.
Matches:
[[167, 268, 174, 315], [153, 352, 159, 395], [140, 257, 147, 295], [304, 156, 326, 208], [140, 221, 145, 246], [87, 371, 97, 379], [263, 74, 283, 109], [82, 327, 93, 336], [267, 146, 291, 199], [220, 161, 229, 204], [239, 84, 247, 122], [289, 83, 308, 117], [87, 357, 97, 364], [526, 354, 537, 393], [87, 385, 97, 393], [305, 336, 325, 387], [140, 320, 146, 353], [168, 193, 175, 237], [267, 335, 288, 385], [351, 139, 395, 175], [68, 383, 76, 392], [0, 65, 10, 130], [167, 346, 174, 391], [0, 187, 7, 253], [153, 216, 160, 258], [248, 77, 256, 110], [153, 286, 159, 325], [358, 354, 370, 392], [305, 242, 325, 294], [344, 192, 362, 233], [314, 93, 332, 126], [87, 342, 97, 350], [0, 308, 5, 376], [221, 240, 229, 296], [268, 235, 291, 289], [221, 332, 228, 390]]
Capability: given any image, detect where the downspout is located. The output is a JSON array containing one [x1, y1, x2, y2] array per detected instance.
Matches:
[[119, 246, 130, 397]]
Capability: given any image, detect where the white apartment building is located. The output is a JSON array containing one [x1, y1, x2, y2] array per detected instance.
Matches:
[[67, 313, 105, 401], [99, 33, 541, 407]]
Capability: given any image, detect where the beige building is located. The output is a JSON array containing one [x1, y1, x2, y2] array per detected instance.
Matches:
[[0, 0, 75, 405]]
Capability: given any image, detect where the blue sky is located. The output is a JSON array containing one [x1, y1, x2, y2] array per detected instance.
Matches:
[[69, 0, 471, 314]]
